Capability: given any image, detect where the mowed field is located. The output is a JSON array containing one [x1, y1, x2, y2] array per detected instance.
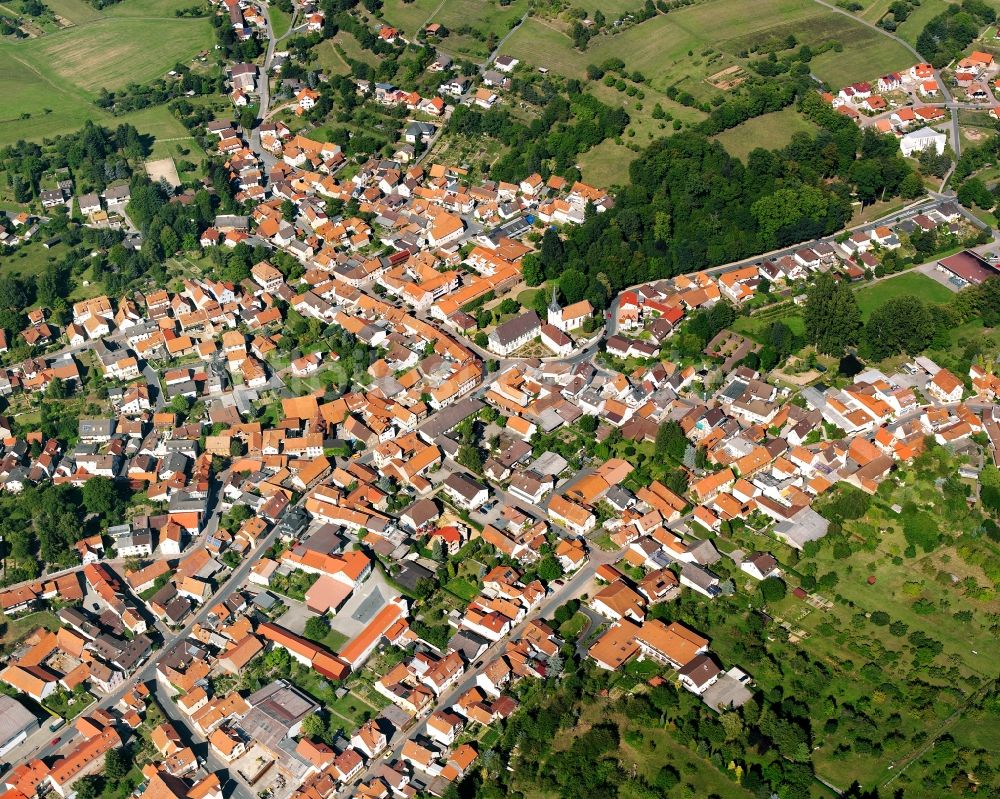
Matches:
[[0, 0, 213, 147], [498, 0, 914, 90], [714, 106, 818, 159]]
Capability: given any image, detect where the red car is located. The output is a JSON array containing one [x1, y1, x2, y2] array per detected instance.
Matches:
[[50, 737, 61, 746]]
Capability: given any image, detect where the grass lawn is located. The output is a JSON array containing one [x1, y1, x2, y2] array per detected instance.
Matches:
[[322, 628, 350, 653], [383, 0, 529, 58], [731, 306, 806, 340], [270, 6, 292, 38], [380, 0, 440, 37], [328, 691, 380, 727], [557, 611, 588, 640], [577, 139, 638, 188], [853, 271, 955, 320], [0, 13, 212, 147], [0, 240, 73, 280], [445, 576, 480, 602], [314, 38, 353, 75], [714, 107, 818, 160]]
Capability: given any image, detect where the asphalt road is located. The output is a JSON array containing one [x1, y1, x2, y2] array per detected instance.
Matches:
[[6, 519, 287, 797]]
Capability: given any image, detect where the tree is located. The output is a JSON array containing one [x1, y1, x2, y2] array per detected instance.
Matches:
[[304, 615, 330, 641], [760, 577, 787, 602], [105, 748, 129, 781], [958, 177, 994, 210], [899, 172, 924, 199], [861, 295, 936, 361], [301, 713, 327, 740], [804, 272, 861, 355], [540, 228, 564, 279], [171, 394, 192, 417], [83, 476, 119, 517], [521, 253, 543, 286], [456, 444, 484, 473], [559, 269, 588, 304], [654, 765, 680, 791], [46, 377, 66, 400], [654, 421, 687, 462], [536, 556, 563, 582], [75, 777, 100, 799]]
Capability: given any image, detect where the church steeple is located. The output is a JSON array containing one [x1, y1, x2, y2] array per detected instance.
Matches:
[[547, 285, 561, 327]]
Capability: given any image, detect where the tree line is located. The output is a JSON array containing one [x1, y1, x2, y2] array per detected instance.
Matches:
[[916, 0, 995, 68], [802, 270, 1000, 363]]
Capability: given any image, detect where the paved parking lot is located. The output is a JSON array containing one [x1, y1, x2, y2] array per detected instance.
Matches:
[[275, 594, 313, 635], [328, 567, 394, 639]]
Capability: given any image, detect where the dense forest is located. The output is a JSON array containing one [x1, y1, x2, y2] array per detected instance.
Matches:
[[527, 93, 919, 310]]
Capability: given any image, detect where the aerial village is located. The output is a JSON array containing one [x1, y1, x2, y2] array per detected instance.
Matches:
[[3, 2, 1000, 799], [824, 53, 1000, 158]]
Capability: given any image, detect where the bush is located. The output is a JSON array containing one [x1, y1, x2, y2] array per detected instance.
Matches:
[[760, 577, 787, 602], [654, 766, 680, 791]]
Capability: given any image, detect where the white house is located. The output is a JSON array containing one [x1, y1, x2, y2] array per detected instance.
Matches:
[[740, 552, 780, 581], [900, 126, 946, 157]]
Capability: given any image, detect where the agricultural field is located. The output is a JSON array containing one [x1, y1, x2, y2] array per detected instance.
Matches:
[[381, 0, 529, 59], [498, 0, 913, 93], [0, 5, 213, 147], [714, 106, 818, 160]]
